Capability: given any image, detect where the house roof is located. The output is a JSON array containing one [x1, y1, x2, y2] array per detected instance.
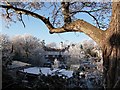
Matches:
[[43, 46, 69, 52]]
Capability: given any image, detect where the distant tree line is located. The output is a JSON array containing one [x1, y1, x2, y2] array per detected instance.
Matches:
[[1, 34, 45, 69], [1, 34, 101, 69]]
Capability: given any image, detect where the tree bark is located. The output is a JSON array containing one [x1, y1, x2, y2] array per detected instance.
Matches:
[[102, 2, 120, 89]]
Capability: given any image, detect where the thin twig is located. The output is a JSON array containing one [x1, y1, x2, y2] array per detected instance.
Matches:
[[19, 13, 26, 28], [2, 82, 16, 89], [113, 78, 120, 88]]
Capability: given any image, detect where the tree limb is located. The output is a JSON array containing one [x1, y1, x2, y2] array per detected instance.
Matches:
[[71, 10, 100, 28], [1, 5, 54, 30], [50, 19, 104, 46], [1, 5, 104, 46]]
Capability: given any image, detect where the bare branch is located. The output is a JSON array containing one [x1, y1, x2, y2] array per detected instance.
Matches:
[[1, 5, 54, 30], [19, 13, 26, 28], [6, 8, 10, 19], [71, 10, 100, 28], [52, 7, 61, 26], [1, 5, 104, 46], [89, 8, 110, 12], [113, 77, 120, 88]]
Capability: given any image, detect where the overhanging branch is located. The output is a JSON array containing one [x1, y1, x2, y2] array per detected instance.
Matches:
[[50, 19, 104, 45], [1, 5, 54, 30], [1, 5, 104, 46]]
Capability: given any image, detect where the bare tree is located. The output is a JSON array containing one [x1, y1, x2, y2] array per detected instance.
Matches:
[[11, 34, 43, 63], [0, 34, 13, 69], [1, 1, 120, 88]]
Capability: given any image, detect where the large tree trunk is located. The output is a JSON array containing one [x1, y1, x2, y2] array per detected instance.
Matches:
[[102, 2, 120, 89]]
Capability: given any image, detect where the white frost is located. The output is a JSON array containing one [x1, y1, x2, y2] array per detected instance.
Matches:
[[19, 67, 73, 78]]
